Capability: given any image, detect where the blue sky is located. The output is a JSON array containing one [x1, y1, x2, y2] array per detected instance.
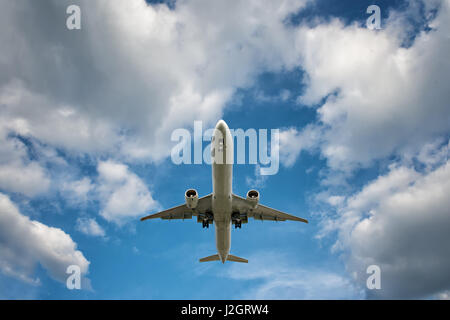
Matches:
[[0, 0, 449, 300]]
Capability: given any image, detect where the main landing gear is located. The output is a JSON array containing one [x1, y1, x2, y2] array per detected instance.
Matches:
[[234, 220, 242, 229], [202, 220, 209, 228]]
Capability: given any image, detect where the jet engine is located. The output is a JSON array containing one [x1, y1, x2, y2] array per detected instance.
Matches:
[[185, 189, 199, 209], [246, 189, 259, 208]]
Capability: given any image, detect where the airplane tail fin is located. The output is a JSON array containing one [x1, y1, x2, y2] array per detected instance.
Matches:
[[199, 254, 248, 263]]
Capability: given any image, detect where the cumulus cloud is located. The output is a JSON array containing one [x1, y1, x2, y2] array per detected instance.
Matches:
[[0, 0, 309, 163], [293, 0, 450, 172], [0, 129, 50, 197], [97, 160, 159, 225], [276, 2, 450, 299], [0, 0, 447, 173], [225, 251, 360, 299], [254, 89, 292, 103], [0, 162, 50, 197], [279, 125, 322, 167], [318, 153, 450, 298], [61, 177, 94, 206], [0, 193, 90, 285], [0, 80, 120, 155], [1, 0, 449, 300], [75, 217, 105, 237], [245, 164, 268, 188], [60, 161, 158, 228]]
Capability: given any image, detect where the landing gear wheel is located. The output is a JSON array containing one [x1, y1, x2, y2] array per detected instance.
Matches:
[[202, 220, 209, 228]]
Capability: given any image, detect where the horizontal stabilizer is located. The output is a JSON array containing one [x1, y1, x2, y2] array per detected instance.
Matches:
[[199, 254, 220, 262], [227, 254, 248, 263], [199, 254, 248, 263]]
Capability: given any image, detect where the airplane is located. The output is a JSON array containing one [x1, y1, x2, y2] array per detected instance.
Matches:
[[140, 119, 308, 263]]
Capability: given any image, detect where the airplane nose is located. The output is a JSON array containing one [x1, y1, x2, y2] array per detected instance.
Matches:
[[215, 119, 228, 133]]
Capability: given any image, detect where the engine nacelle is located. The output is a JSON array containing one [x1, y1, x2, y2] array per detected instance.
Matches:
[[185, 189, 199, 209], [246, 189, 259, 208]]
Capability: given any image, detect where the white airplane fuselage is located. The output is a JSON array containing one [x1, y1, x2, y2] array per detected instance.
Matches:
[[211, 120, 233, 263]]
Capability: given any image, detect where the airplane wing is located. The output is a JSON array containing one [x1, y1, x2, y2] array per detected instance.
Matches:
[[232, 194, 308, 223], [140, 194, 212, 221]]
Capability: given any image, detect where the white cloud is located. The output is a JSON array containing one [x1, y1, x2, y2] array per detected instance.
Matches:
[[0, 80, 121, 155], [254, 89, 292, 103], [0, 193, 90, 285], [0, 129, 50, 197], [97, 160, 159, 225], [0, 0, 309, 163], [319, 155, 450, 298], [0, 0, 447, 172], [62, 177, 94, 206], [60, 161, 159, 228], [76, 217, 105, 237], [0, 0, 448, 300], [245, 164, 268, 188], [225, 251, 361, 299], [0, 162, 50, 197], [279, 125, 322, 167], [292, 0, 450, 172], [414, 138, 449, 169]]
